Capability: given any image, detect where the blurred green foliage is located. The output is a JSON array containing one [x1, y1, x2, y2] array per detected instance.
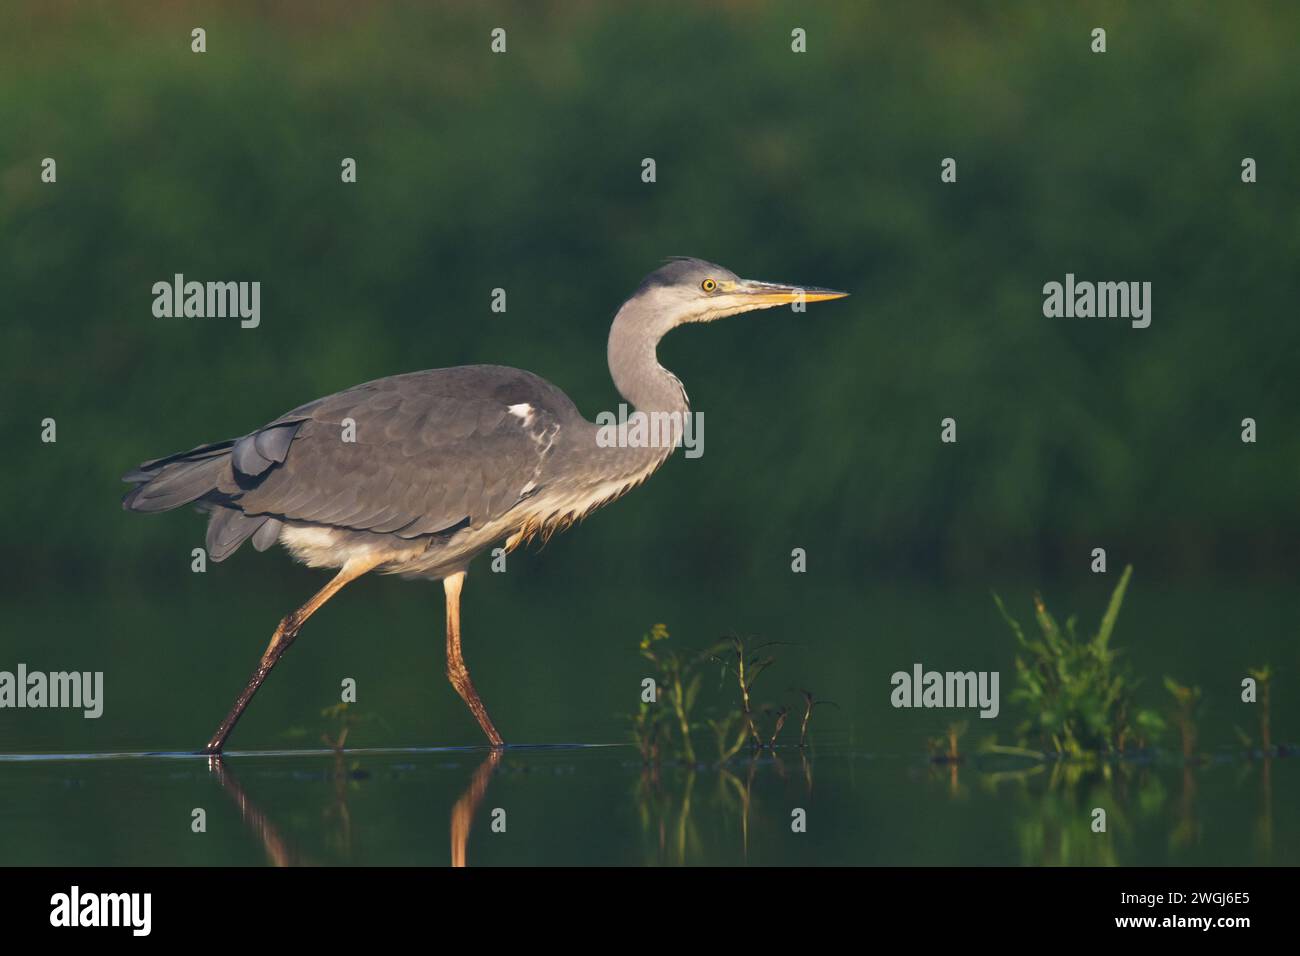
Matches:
[[3, 1, 1298, 593]]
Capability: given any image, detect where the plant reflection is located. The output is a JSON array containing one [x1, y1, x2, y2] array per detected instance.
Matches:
[[953, 753, 1277, 866], [634, 748, 816, 866]]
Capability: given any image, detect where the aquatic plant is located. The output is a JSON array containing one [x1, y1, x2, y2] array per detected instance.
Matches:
[[713, 635, 770, 747], [798, 689, 835, 749], [320, 702, 388, 753], [630, 626, 826, 763], [644, 623, 698, 762], [629, 697, 663, 764], [928, 720, 968, 762], [763, 705, 789, 748], [994, 565, 1163, 756], [712, 634, 790, 749], [1249, 665, 1273, 753], [632, 623, 732, 764], [285, 702, 383, 753], [1233, 665, 1281, 757], [1163, 677, 1202, 760], [707, 711, 749, 763]]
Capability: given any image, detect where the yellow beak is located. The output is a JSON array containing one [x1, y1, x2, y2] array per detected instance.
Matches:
[[736, 280, 850, 306]]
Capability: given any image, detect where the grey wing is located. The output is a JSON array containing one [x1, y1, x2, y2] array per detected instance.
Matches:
[[229, 366, 570, 539]]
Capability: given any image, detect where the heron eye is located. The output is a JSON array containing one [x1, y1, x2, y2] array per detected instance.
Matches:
[[701, 278, 717, 293]]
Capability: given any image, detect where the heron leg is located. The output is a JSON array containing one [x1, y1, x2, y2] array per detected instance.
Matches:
[[202, 555, 382, 755], [443, 571, 504, 747]]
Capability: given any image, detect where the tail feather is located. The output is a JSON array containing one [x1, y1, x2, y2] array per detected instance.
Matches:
[[122, 455, 229, 513], [206, 508, 275, 562], [124, 435, 288, 562], [134, 439, 236, 474]]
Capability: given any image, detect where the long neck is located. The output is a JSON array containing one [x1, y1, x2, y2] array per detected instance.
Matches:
[[598, 301, 691, 478], [607, 303, 690, 418]]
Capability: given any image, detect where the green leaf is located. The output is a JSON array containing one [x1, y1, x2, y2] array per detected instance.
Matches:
[[1096, 564, 1132, 654], [992, 592, 1029, 647]]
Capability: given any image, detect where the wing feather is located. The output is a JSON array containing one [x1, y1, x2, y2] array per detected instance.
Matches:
[[231, 366, 574, 538]]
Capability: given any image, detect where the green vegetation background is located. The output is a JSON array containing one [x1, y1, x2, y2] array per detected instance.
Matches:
[[1, 2, 1297, 755]]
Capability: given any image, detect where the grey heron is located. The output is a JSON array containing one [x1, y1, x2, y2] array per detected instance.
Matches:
[[122, 258, 847, 753]]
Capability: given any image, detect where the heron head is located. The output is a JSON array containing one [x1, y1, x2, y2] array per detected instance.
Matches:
[[629, 257, 848, 330]]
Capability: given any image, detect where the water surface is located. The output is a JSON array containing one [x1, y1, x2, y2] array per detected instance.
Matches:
[[1, 743, 1292, 866]]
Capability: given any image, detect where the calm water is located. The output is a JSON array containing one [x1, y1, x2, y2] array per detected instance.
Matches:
[[2, 578, 1296, 865], [0, 743, 1293, 866]]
